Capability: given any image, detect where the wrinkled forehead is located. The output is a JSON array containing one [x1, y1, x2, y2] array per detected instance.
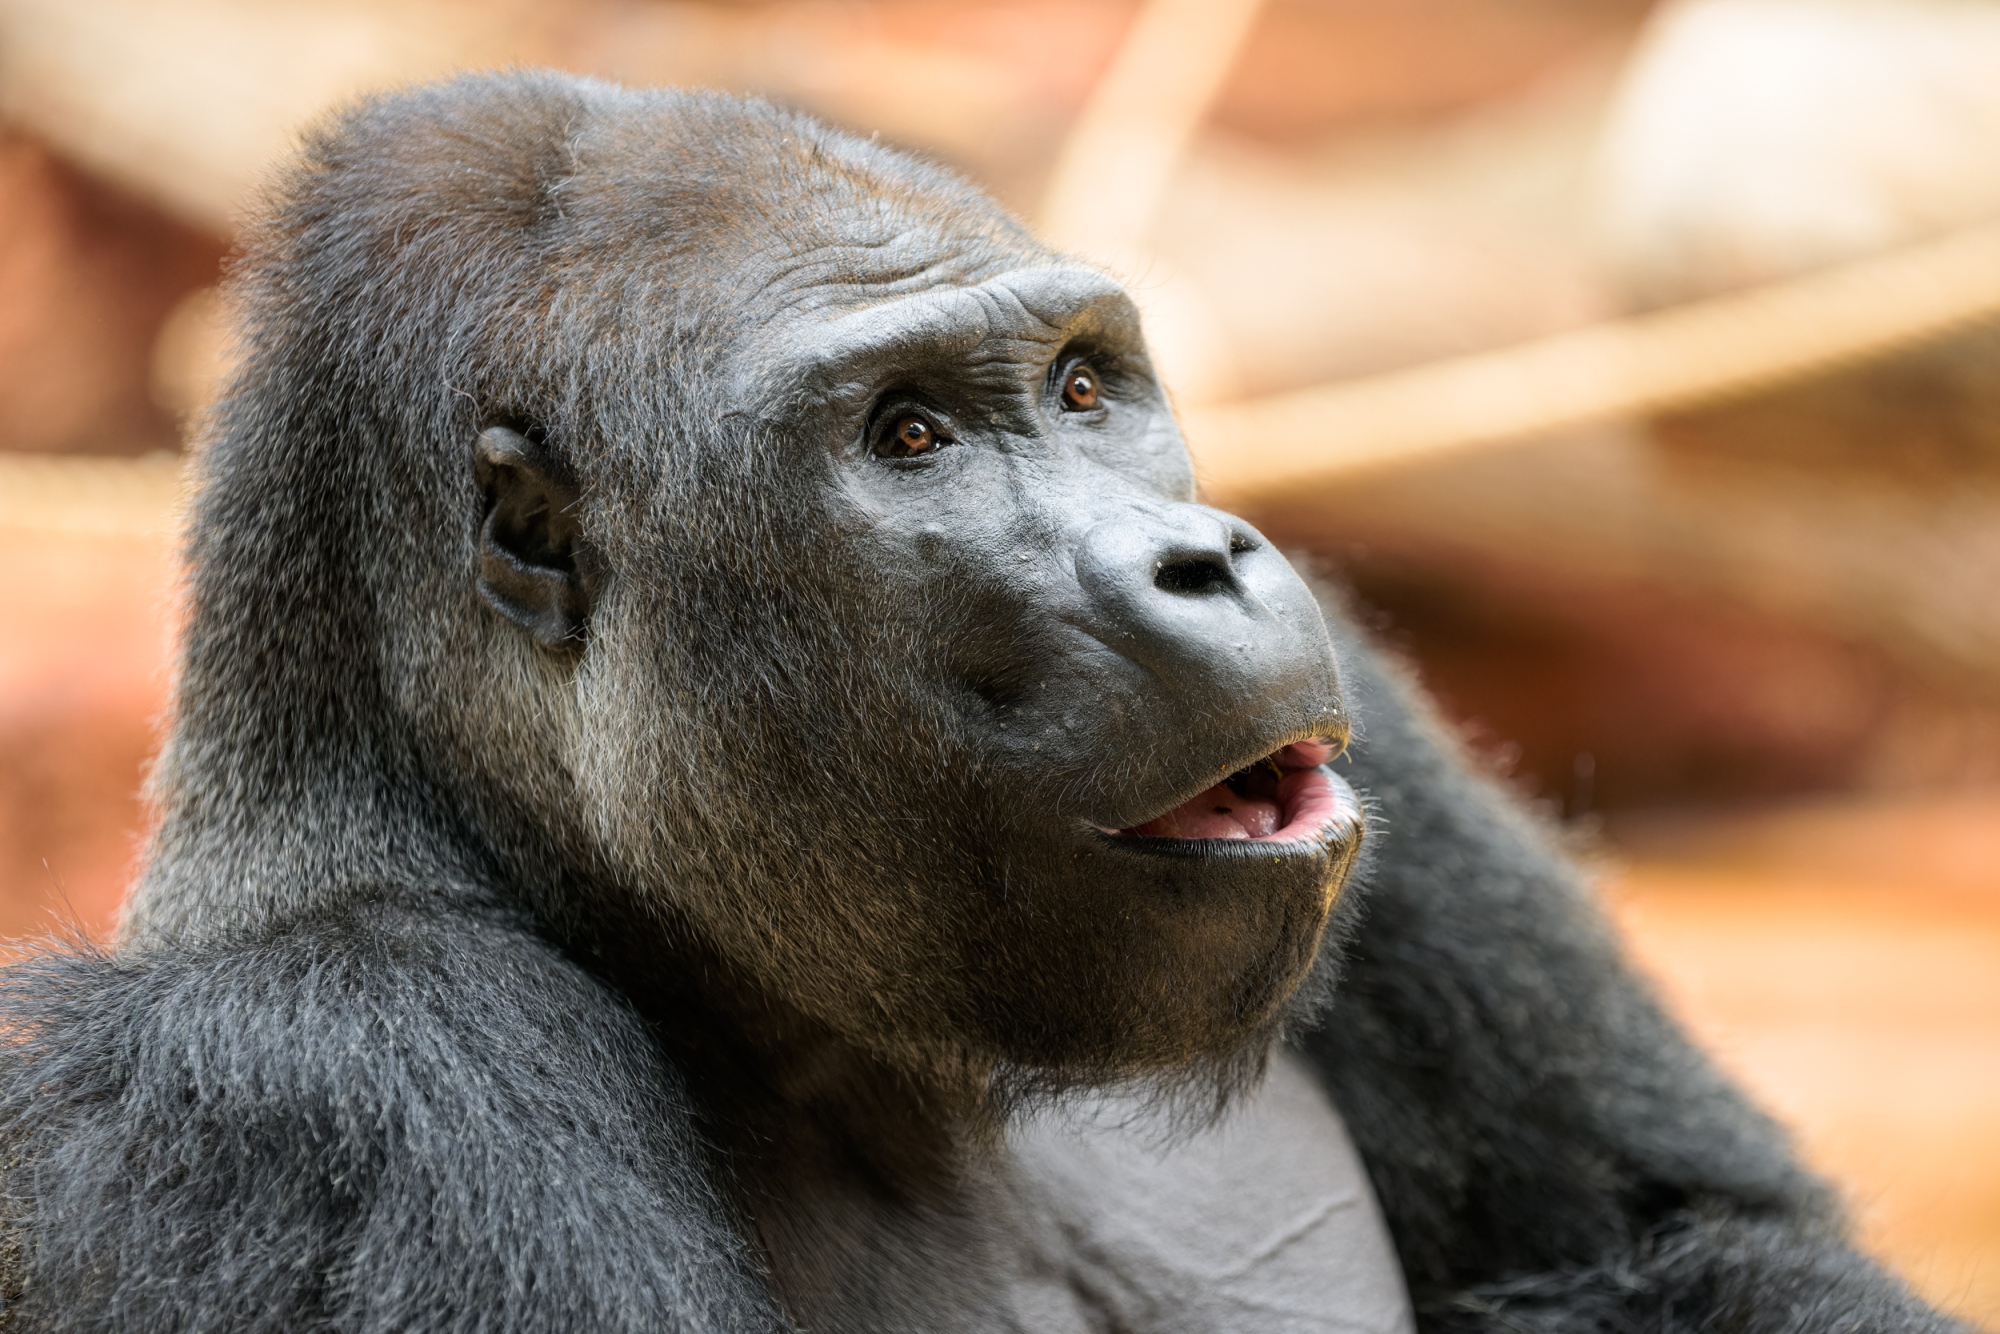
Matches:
[[734, 265, 1145, 422], [573, 101, 1047, 303], [562, 99, 1145, 420]]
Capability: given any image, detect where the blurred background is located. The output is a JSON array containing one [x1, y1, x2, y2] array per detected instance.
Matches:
[[1, 0, 1996, 1319]]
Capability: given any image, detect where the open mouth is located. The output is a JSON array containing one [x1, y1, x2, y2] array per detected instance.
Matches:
[[1111, 738, 1356, 845]]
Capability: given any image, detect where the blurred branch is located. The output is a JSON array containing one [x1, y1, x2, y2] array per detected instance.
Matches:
[[0, 452, 183, 537], [1037, 0, 1265, 263], [1187, 218, 2000, 506], [0, 0, 510, 232]]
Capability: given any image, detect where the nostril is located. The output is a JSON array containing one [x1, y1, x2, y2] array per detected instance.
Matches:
[[1154, 552, 1233, 597]]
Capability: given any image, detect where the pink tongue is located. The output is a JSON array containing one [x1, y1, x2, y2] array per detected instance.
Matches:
[[1130, 782, 1280, 840]]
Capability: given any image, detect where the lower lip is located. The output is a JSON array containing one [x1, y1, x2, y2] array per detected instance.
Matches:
[[1262, 764, 1361, 845]]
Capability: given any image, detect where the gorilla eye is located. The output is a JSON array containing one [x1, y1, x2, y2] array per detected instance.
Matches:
[[874, 411, 947, 459], [1061, 363, 1101, 412]]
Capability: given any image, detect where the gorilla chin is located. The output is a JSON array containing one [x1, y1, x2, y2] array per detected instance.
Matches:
[[973, 741, 1364, 1105]]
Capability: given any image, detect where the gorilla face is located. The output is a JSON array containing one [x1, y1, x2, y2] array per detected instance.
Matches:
[[465, 107, 1361, 1093]]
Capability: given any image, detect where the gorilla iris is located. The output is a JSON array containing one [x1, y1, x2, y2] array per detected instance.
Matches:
[[0, 72, 1959, 1334]]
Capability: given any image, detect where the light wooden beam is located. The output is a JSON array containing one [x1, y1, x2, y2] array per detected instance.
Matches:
[[1184, 218, 2000, 507], [0, 451, 184, 538], [1037, 0, 1265, 263]]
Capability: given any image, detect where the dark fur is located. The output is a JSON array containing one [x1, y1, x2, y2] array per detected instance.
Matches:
[[1310, 644, 1953, 1330], [0, 72, 1962, 1332]]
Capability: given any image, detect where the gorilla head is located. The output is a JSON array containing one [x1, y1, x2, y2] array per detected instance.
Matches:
[[132, 73, 1361, 1114]]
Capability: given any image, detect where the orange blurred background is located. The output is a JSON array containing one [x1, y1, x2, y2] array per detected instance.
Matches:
[[1, 0, 1995, 1321]]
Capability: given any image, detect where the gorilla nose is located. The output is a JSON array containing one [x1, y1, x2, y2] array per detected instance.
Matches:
[[1074, 506, 1336, 701]]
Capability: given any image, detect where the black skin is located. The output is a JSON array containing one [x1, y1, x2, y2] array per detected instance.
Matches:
[[0, 73, 1963, 1333]]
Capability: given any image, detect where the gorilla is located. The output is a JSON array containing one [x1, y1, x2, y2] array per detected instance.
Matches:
[[0, 72, 1960, 1333]]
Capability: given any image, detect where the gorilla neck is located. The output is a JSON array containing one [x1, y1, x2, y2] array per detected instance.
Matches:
[[671, 977, 1327, 1334], [587, 914, 998, 1189]]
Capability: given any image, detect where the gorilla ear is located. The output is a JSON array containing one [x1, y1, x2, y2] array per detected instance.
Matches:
[[473, 426, 593, 647]]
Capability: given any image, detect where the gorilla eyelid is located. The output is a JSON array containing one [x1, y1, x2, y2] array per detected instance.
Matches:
[[1051, 352, 1109, 415], [866, 398, 954, 461], [1063, 364, 1100, 412]]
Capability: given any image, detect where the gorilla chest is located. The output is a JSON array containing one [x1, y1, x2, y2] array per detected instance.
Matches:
[[758, 1052, 1415, 1334]]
